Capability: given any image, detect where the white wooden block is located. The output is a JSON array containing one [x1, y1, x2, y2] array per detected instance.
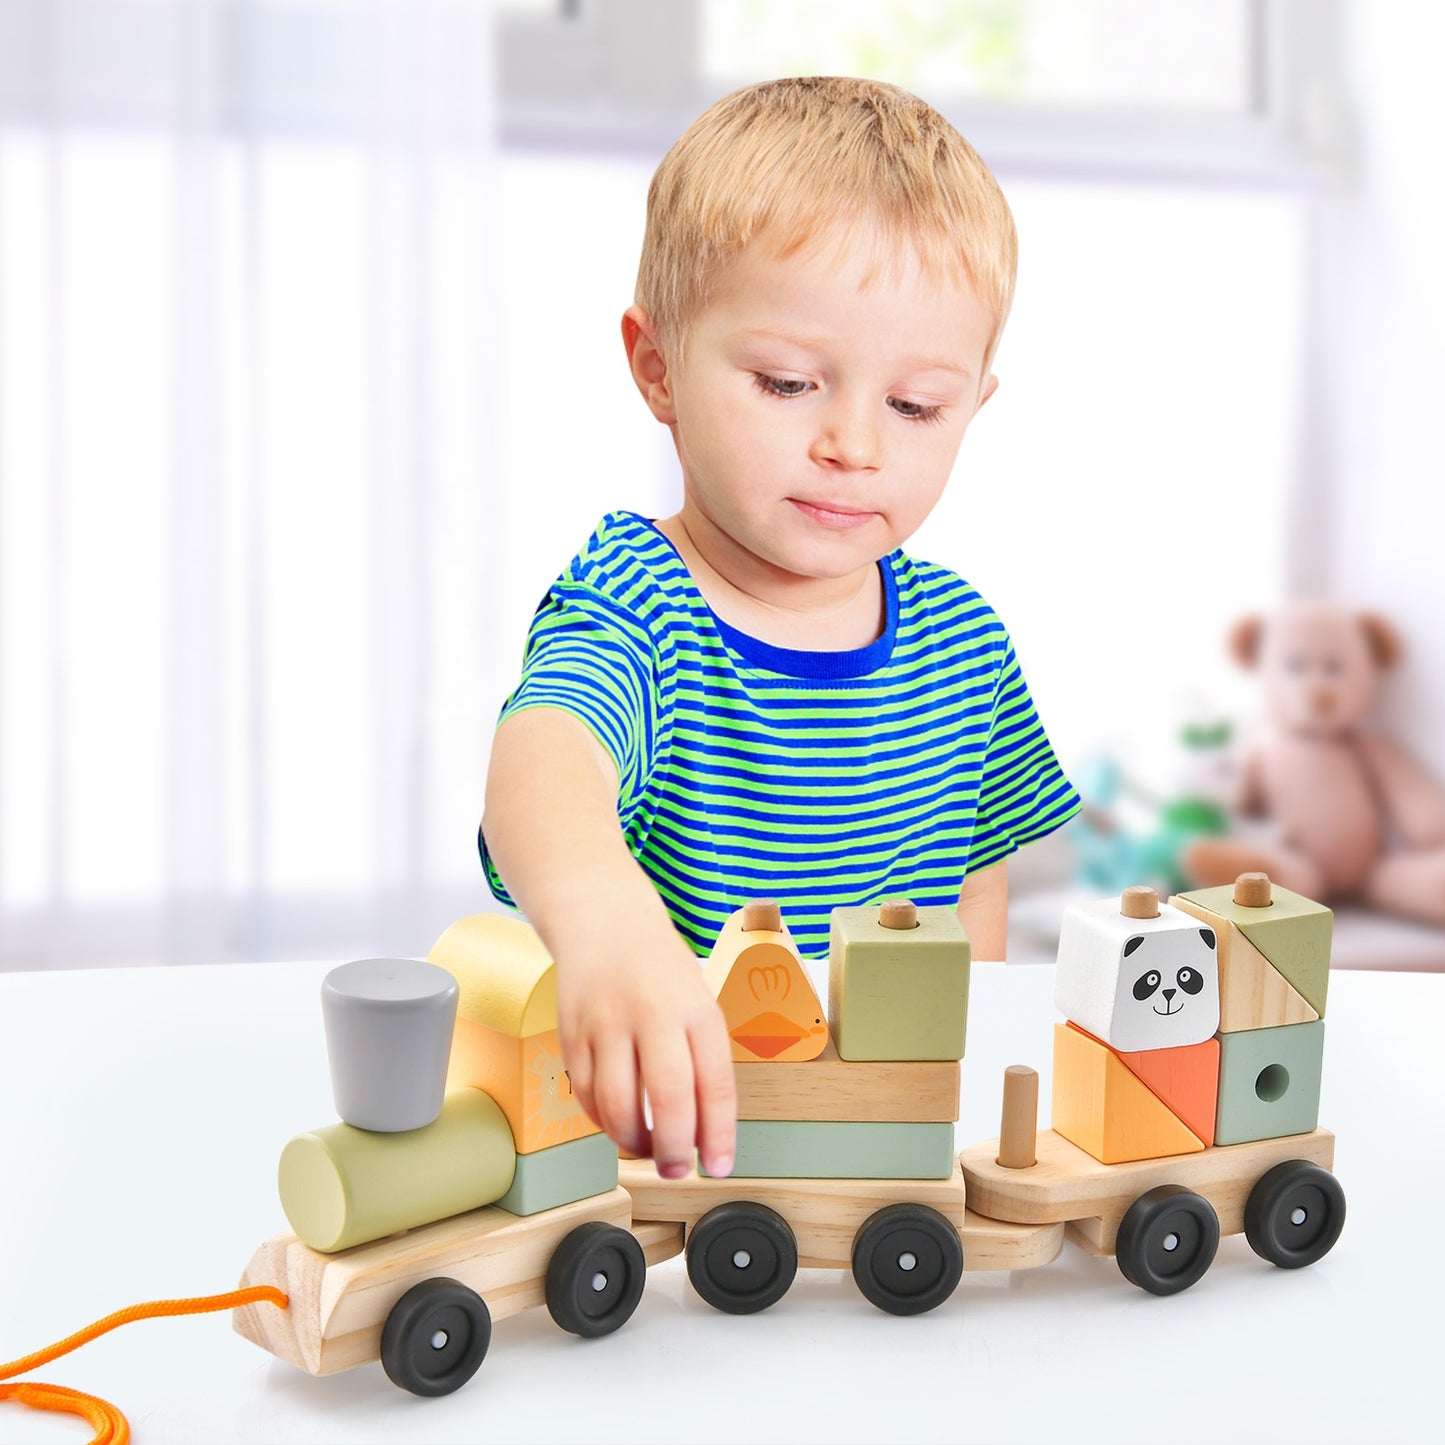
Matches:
[[1054, 896, 1220, 1051]]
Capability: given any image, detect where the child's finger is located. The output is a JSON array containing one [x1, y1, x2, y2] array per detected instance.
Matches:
[[689, 1010, 736, 1179], [636, 1030, 697, 1180], [589, 1035, 648, 1157]]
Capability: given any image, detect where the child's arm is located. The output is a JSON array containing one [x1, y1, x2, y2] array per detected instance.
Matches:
[[482, 705, 736, 1179], [958, 860, 1007, 961]]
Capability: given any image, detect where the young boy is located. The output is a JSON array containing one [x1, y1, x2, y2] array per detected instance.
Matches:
[[481, 77, 1079, 1184]]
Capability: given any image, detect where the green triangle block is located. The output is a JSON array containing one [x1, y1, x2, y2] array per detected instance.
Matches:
[[1174, 884, 1332, 1017]]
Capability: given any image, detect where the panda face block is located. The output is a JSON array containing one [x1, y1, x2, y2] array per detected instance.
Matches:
[[1054, 897, 1220, 1051]]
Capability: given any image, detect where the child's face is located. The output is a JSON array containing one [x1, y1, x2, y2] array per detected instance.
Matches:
[[626, 225, 998, 584]]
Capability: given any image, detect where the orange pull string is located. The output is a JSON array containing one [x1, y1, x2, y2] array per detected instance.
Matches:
[[0, 1285, 288, 1445]]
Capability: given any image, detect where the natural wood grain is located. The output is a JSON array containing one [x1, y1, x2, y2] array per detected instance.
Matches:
[[1171, 893, 1319, 1032], [996, 1064, 1039, 1168], [235, 1188, 635, 1376], [732, 1036, 960, 1122], [622, 1158, 968, 1270], [959, 1127, 1335, 1255]]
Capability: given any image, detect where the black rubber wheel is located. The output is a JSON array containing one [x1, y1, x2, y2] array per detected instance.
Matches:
[[851, 1203, 964, 1316], [545, 1221, 648, 1338], [380, 1277, 491, 1396], [1115, 1186, 1220, 1296], [1244, 1160, 1346, 1269], [686, 1202, 798, 1314]]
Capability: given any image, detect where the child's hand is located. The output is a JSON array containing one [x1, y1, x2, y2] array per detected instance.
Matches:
[[557, 924, 736, 1180]]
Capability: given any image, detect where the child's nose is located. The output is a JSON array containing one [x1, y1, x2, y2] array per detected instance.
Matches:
[[810, 394, 882, 472]]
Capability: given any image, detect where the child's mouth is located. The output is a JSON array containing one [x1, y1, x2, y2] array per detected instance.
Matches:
[[789, 499, 877, 531]]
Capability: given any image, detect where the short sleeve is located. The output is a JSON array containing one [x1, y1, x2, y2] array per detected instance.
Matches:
[[479, 583, 658, 907], [965, 637, 1081, 874]]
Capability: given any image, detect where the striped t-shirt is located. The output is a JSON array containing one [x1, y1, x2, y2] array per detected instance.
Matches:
[[480, 511, 1079, 959]]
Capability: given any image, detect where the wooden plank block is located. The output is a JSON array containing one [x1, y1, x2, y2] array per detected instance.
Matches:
[[448, 1017, 601, 1154], [959, 1128, 1335, 1255], [632, 1218, 685, 1266], [622, 1158, 967, 1271], [715, 1119, 956, 1179], [1051, 1023, 1206, 1164], [959, 1210, 1065, 1272], [1171, 893, 1320, 1032], [704, 903, 828, 1062], [234, 1188, 634, 1377], [1173, 881, 1332, 1017], [829, 901, 971, 1061], [733, 1036, 960, 1121], [1215, 1020, 1325, 1145], [495, 1132, 619, 1216]]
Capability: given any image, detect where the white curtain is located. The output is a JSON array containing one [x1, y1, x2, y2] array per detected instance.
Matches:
[[0, 0, 501, 967]]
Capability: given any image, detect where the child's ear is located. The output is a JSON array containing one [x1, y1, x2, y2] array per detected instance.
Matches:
[[977, 373, 1000, 409], [621, 305, 677, 424]]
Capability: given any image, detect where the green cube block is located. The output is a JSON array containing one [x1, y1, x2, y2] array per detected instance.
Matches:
[[828, 904, 970, 1061], [494, 1132, 619, 1216], [1214, 1021, 1325, 1145], [1176, 883, 1333, 1017], [708, 1120, 956, 1179]]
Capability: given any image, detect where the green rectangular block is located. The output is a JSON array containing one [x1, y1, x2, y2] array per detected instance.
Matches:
[[494, 1132, 619, 1216], [1214, 1020, 1325, 1145], [708, 1120, 956, 1179], [828, 904, 970, 1061]]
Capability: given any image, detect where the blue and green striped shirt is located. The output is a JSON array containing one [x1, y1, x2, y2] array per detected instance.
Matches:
[[481, 511, 1079, 959]]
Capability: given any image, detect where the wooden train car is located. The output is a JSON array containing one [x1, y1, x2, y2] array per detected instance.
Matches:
[[233, 876, 1345, 1396]]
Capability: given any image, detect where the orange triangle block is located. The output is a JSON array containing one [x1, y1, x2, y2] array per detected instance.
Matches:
[[1110, 1031, 1220, 1147], [1052, 1023, 1206, 1164]]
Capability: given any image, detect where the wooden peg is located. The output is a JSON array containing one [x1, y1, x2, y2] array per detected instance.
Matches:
[[1233, 872, 1273, 908], [742, 900, 783, 932], [879, 899, 918, 930], [996, 1065, 1039, 1169], [1120, 885, 1160, 920]]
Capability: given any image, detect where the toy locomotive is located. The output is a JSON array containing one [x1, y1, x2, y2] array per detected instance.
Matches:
[[234, 873, 1343, 1396]]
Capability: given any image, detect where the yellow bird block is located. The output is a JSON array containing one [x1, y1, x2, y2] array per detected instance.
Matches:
[[704, 903, 828, 1063], [428, 912, 557, 1038]]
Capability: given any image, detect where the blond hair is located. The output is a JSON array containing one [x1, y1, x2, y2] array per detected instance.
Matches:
[[635, 76, 1017, 364]]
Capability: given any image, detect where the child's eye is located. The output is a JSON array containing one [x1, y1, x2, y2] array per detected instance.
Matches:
[[888, 397, 945, 424], [753, 373, 813, 399]]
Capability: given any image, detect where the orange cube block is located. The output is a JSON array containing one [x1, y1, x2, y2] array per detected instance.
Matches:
[[1051, 1023, 1206, 1165], [448, 1018, 600, 1155]]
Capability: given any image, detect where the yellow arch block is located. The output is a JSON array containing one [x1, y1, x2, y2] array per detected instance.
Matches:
[[429, 913, 557, 1037]]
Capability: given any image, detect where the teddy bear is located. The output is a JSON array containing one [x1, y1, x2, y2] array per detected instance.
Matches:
[[1182, 604, 1445, 926]]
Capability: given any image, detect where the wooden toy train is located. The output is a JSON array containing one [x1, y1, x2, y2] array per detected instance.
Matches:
[[234, 874, 1344, 1397]]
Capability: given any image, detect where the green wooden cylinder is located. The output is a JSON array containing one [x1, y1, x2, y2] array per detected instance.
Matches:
[[278, 1086, 517, 1252]]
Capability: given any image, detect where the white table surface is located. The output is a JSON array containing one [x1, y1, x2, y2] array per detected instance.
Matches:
[[0, 960, 1439, 1445]]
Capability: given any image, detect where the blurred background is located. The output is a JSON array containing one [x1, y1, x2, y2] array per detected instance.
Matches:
[[0, 0, 1441, 971]]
